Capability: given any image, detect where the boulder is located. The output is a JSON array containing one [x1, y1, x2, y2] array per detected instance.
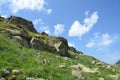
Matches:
[[7, 16, 37, 33], [11, 36, 29, 48], [6, 28, 29, 38], [30, 36, 45, 50], [71, 70, 83, 79], [47, 37, 70, 57], [12, 69, 21, 75], [58, 63, 66, 68]]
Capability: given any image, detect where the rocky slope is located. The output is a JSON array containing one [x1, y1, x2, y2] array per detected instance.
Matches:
[[0, 16, 120, 80]]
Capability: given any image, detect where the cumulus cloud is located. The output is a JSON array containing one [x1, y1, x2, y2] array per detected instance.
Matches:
[[54, 24, 65, 35], [9, 0, 45, 13], [86, 33, 114, 48], [0, 0, 52, 14], [69, 11, 99, 39], [46, 9, 52, 14]]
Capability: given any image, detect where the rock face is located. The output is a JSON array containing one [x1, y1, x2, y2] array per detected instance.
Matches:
[[47, 37, 70, 57], [30, 36, 45, 50], [7, 28, 29, 37], [7, 16, 37, 33], [6, 29, 30, 48], [0, 16, 83, 57], [12, 36, 29, 48]]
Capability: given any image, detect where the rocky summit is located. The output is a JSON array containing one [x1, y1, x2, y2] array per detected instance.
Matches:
[[0, 16, 120, 80]]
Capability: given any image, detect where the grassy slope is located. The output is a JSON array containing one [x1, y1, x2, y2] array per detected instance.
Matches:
[[0, 34, 120, 80], [0, 22, 120, 80]]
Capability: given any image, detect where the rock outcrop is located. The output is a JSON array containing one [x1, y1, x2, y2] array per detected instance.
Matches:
[[30, 36, 45, 50], [47, 37, 70, 57], [0, 16, 82, 57], [7, 16, 37, 33]]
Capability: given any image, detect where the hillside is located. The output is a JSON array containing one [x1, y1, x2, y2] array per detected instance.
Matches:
[[0, 16, 120, 80]]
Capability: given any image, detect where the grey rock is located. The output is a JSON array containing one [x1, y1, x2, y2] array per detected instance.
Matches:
[[47, 37, 70, 57], [30, 36, 45, 50], [6, 28, 29, 38], [0, 78, 6, 80], [7, 16, 37, 32], [12, 36, 29, 48], [2, 69, 10, 74]]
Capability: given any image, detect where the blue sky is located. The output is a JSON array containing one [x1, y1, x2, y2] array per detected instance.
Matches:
[[0, 0, 120, 64]]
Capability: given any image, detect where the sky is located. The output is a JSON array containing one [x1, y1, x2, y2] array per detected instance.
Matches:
[[0, 0, 120, 64]]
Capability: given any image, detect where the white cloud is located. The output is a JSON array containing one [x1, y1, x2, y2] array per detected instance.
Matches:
[[46, 9, 52, 14], [0, 0, 52, 14], [69, 11, 99, 39], [86, 40, 95, 48], [33, 18, 51, 34], [86, 33, 114, 48], [68, 42, 75, 47], [54, 24, 65, 35], [33, 19, 44, 25], [9, 0, 45, 13], [101, 34, 112, 46]]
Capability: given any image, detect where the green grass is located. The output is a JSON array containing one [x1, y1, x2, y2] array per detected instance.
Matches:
[[0, 32, 120, 79]]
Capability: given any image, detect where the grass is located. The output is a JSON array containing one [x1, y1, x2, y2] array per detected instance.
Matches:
[[0, 23, 120, 79]]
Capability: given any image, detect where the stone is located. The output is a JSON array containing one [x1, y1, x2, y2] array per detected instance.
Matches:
[[7, 16, 37, 32], [44, 44, 57, 53], [47, 37, 70, 57], [12, 36, 29, 48], [0, 78, 6, 80], [99, 77, 104, 80], [12, 69, 21, 75], [6, 28, 29, 38], [72, 70, 82, 79], [59, 63, 66, 68], [30, 36, 45, 50], [42, 59, 49, 64], [26, 78, 36, 80], [2, 69, 10, 75]]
